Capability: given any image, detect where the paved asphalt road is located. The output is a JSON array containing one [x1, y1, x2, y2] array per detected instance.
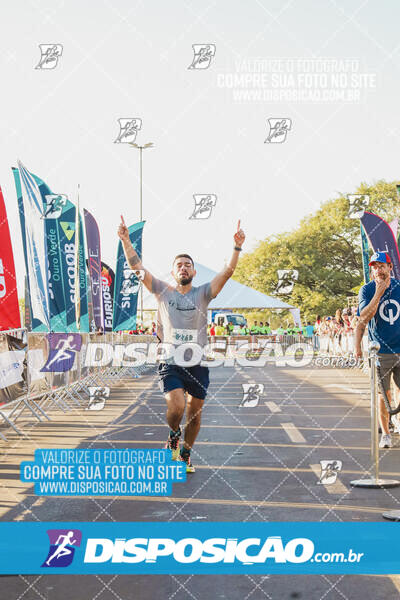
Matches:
[[1, 360, 400, 599]]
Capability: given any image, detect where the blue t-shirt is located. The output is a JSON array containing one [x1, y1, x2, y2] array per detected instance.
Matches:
[[358, 278, 400, 354], [305, 325, 314, 337]]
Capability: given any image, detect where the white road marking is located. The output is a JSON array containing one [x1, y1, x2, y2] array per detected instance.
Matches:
[[325, 384, 365, 394], [281, 422, 306, 443], [265, 402, 281, 413]]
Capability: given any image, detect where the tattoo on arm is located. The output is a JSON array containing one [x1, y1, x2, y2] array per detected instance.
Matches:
[[128, 253, 140, 268]]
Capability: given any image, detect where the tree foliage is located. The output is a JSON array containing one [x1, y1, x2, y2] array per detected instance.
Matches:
[[234, 181, 400, 320]]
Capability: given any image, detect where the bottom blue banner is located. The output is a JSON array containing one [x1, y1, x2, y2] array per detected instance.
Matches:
[[0, 522, 399, 574]]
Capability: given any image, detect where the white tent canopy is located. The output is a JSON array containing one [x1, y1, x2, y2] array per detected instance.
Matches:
[[142, 262, 299, 321]]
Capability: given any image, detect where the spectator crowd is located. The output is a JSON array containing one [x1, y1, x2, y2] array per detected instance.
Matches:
[[126, 309, 360, 357], [206, 307, 360, 356]]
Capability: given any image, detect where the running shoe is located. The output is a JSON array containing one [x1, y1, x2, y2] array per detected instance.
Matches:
[[178, 453, 195, 473], [379, 434, 392, 449], [391, 415, 400, 435], [165, 432, 181, 460]]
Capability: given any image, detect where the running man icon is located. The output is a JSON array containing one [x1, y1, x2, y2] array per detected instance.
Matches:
[[41, 333, 82, 373], [114, 118, 142, 143], [42, 194, 67, 219], [240, 383, 264, 407], [188, 44, 216, 69], [45, 335, 76, 369], [42, 529, 82, 568], [46, 532, 76, 566], [317, 460, 342, 485], [189, 194, 217, 220]]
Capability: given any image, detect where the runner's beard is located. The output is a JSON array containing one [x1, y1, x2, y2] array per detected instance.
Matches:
[[178, 275, 193, 285]]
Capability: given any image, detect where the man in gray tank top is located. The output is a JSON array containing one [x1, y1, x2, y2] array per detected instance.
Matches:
[[118, 216, 245, 472]]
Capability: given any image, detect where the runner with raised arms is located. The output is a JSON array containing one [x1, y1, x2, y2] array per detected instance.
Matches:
[[117, 216, 245, 472]]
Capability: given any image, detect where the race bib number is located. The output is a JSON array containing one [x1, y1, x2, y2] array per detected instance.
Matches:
[[172, 329, 198, 344]]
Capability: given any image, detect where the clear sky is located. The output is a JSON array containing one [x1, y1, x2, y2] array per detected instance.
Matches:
[[1, 0, 400, 295]]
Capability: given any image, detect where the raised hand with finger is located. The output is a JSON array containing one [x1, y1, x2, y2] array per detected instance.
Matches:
[[118, 215, 130, 243], [234, 219, 245, 249]]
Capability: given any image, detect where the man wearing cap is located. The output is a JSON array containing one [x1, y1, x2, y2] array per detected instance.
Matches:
[[355, 252, 400, 449]]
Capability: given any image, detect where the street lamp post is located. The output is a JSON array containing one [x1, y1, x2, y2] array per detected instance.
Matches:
[[129, 142, 153, 326]]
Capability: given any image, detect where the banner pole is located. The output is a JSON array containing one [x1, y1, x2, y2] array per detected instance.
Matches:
[[74, 184, 81, 330], [360, 221, 370, 284]]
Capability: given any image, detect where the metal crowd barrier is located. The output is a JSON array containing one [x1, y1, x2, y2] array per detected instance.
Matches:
[[206, 334, 315, 364], [0, 329, 367, 441], [318, 332, 357, 355], [0, 331, 308, 439], [208, 333, 368, 369], [0, 330, 155, 441], [317, 333, 369, 375]]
